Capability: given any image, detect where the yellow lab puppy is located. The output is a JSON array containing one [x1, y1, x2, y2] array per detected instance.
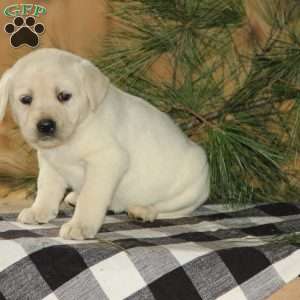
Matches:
[[0, 49, 209, 240]]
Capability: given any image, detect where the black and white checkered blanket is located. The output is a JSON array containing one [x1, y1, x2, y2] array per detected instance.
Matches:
[[0, 203, 299, 300]]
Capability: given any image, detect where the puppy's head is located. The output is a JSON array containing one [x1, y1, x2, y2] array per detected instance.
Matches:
[[0, 48, 109, 149]]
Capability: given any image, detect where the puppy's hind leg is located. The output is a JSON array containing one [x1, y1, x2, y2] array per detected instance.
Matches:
[[64, 191, 78, 206], [128, 205, 158, 222], [127, 198, 200, 222], [127, 191, 202, 223], [155, 146, 210, 219]]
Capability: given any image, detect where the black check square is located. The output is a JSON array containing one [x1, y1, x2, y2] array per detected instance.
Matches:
[[29, 245, 88, 290], [258, 203, 300, 216], [149, 266, 202, 300], [217, 247, 271, 284]]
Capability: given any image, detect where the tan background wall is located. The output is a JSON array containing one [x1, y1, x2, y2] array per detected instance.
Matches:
[[0, 0, 109, 196]]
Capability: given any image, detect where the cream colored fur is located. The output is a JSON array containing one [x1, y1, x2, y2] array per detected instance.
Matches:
[[0, 49, 209, 240]]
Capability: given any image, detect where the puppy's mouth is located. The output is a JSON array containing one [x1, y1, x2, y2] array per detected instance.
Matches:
[[39, 134, 57, 141], [34, 135, 63, 149]]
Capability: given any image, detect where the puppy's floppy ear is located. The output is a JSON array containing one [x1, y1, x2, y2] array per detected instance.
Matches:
[[0, 69, 12, 122], [77, 59, 110, 111]]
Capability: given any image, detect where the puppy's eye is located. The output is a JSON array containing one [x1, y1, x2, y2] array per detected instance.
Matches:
[[57, 91, 72, 102], [20, 95, 33, 105]]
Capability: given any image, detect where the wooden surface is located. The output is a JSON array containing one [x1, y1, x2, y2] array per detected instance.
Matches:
[[268, 278, 300, 300]]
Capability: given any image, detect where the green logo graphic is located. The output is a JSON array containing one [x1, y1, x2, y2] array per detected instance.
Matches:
[[4, 4, 47, 17]]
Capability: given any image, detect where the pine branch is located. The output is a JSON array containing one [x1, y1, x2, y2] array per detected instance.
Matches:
[[96, 0, 300, 205]]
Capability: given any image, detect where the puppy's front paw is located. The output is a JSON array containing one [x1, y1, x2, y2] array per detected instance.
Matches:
[[18, 207, 57, 224], [59, 220, 97, 240]]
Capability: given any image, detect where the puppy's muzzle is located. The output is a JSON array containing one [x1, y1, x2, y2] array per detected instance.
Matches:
[[37, 118, 56, 137]]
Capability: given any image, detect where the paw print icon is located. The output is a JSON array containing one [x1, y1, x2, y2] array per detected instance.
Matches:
[[4, 16, 45, 48]]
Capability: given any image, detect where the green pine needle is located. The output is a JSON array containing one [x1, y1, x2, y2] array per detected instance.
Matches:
[[95, 0, 300, 205]]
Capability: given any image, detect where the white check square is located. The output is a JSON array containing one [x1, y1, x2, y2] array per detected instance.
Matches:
[[0, 240, 27, 272], [273, 249, 300, 282], [163, 242, 213, 265], [217, 286, 248, 300], [42, 293, 60, 300], [91, 252, 147, 300]]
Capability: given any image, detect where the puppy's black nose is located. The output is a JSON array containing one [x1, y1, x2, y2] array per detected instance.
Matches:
[[37, 119, 56, 136]]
